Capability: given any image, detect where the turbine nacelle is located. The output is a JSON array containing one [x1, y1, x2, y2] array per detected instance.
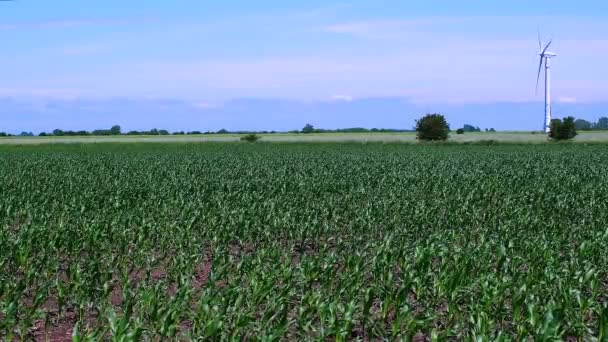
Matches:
[[541, 51, 557, 57]]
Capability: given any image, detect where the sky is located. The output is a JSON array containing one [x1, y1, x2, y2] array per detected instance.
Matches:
[[1, 0, 608, 133]]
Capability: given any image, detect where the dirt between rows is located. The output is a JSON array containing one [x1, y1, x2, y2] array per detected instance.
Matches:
[[18, 253, 213, 342]]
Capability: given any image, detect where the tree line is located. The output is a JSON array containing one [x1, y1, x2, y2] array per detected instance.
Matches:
[[19, 126, 278, 137], [574, 117, 608, 131], [0, 124, 416, 137], [1, 117, 607, 137], [295, 124, 413, 134]]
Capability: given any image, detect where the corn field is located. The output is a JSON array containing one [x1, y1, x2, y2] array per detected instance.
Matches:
[[1, 143, 608, 341]]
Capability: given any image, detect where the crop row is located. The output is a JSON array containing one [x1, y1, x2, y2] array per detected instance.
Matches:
[[1, 143, 607, 340]]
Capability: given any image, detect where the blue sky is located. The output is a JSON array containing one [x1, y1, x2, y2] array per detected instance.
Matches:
[[1, 0, 607, 132]]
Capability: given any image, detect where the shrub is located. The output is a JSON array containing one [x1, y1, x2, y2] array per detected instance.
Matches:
[[464, 139, 498, 145], [416, 114, 450, 141], [549, 116, 578, 140], [456, 128, 464, 135], [241, 134, 261, 143]]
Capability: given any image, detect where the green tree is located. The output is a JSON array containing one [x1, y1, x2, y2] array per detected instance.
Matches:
[[52, 129, 64, 136], [302, 124, 315, 134], [596, 117, 608, 130], [416, 114, 450, 141], [574, 119, 592, 131], [549, 116, 578, 140], [463, 124, 481, 132], [110, 125, 121, 135]]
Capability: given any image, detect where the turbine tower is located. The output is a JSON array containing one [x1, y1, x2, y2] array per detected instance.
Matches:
[[536, 36, 557, 134]]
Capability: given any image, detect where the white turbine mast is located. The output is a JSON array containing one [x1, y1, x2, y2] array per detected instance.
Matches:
[[536, 33, 557, 134]]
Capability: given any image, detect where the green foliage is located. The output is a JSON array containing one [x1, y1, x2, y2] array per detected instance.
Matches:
[[456, 128, 464, 134], [549, 116, 578, 140], [110, 125, 121, 135], [462, 139, 498, 145], [573, 117, 608, 131], [574, 119, 592, 131], [92, 129, 111, 136], [1, 143, 607, 340], [463, 124, 481, 132], [240, 134, 261, 143], [302, 124, 315, 134], [596, 117, 608, 130], [416, 113, 450, 141]]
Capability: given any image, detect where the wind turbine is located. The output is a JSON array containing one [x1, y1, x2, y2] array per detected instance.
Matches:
[[536, 34, 557, 134]]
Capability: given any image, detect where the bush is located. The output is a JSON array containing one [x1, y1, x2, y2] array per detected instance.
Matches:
[[456, 128, 464, 135], [464, 139, 498, 145], [241, 134, 261, 143], [416, 114, 450, 141], [549, 116, 578, 140]]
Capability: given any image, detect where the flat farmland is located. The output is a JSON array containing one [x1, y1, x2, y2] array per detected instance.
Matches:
[[1, 143, 608, 340], [2, 131, 608, 144]]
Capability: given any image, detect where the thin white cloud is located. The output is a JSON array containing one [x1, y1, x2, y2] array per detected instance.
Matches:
[[0, 17, 152, 31], [556, 96, 577, 104], [324, 16, 608, 41], [324, 17, 473, 39], [192, 102, 218, 109], [60, 44, 109, 56], [0, 88, 88, 99], [330, 94, 354, 102]]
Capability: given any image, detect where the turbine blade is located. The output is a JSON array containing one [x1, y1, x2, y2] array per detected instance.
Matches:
[[542, 40, 552, 55], [536, 56, 543, 95], [537, 28, 542, 51]]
